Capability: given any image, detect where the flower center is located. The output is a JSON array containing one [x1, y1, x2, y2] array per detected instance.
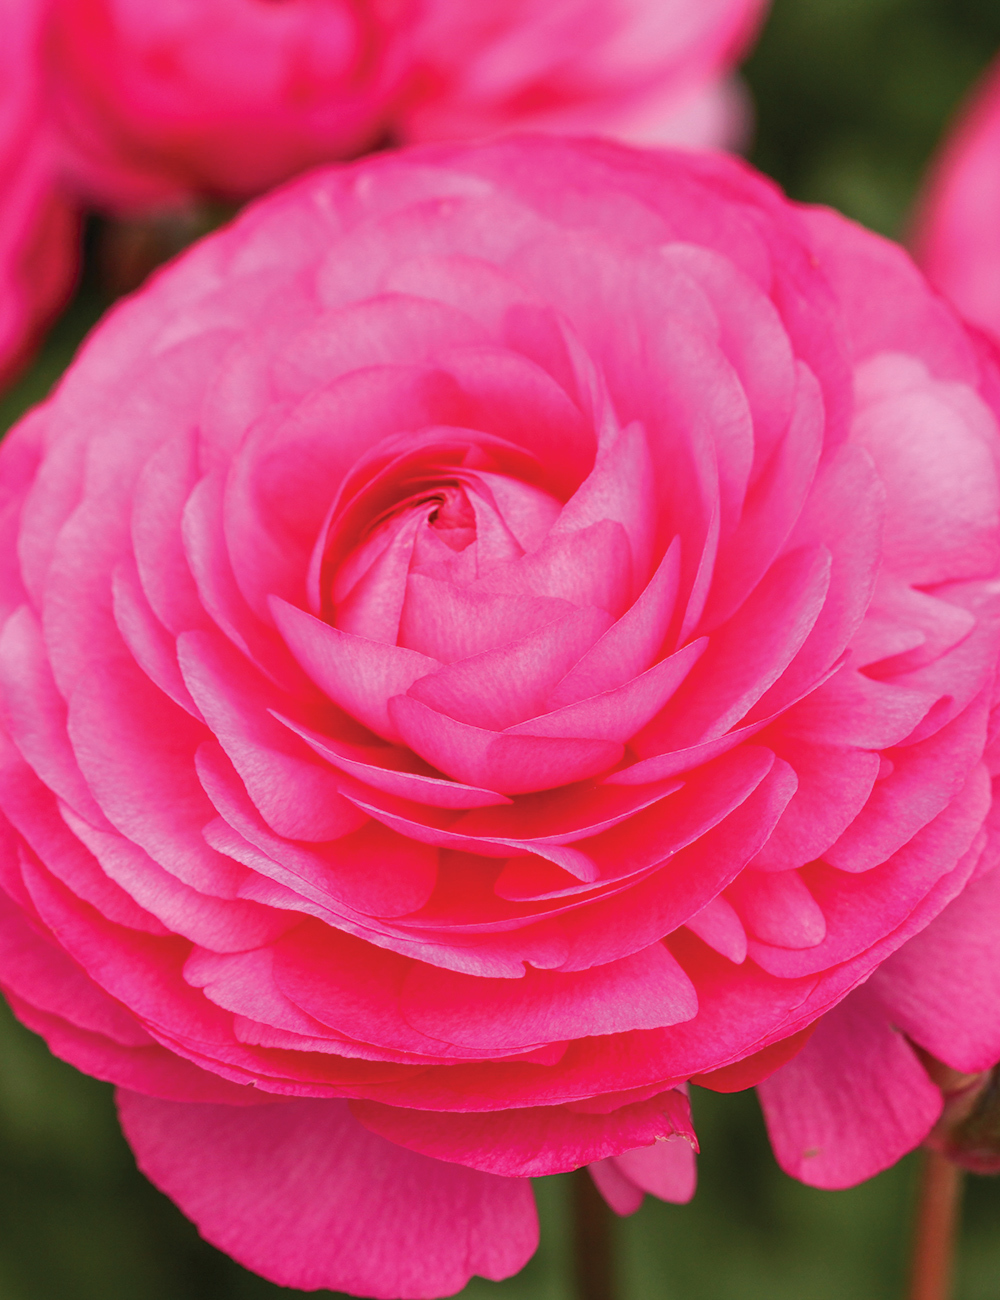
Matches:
[[427, 486, 477, 552]]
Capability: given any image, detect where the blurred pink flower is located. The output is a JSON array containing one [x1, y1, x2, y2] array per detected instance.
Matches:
[[396, 0, 767, 149], [1, 136, 999, 1295], [914, 55, 1000, 343], [0, 0, 768, 385], [0, 0, 78, 386]]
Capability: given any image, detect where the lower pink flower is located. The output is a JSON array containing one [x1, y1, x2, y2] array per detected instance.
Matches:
[[1, 137, 999, 1295]]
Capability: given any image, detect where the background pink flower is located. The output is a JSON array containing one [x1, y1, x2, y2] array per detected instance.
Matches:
[[914, 53, 1000, 343], [0, 0, 78, 387], [0, 0, 768, 388], [396, 0, 769, 149], [1, 136, 998, 1295]]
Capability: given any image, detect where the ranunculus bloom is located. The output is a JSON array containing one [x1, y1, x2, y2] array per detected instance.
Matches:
[[397, 0, 768, 150], [0, 0, 767, 385], [1, 137, 999, 1296], [914, 54, 1000, 344]]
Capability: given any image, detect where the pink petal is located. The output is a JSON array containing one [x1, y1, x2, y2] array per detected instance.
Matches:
[[6, 985, 259, 1102], [758, 984, 943, 1189], [0, 605, 108, 825], [471, 519, 633, 618], [640, 544, 831, 752], [399, 574, 576, 662], [750, 761, 992, 979], [388, 693, 623, 794], [400, 943, 698, 1049], [271, 596, 440, 743], [177, 628, 364, 842], [613, 1138, 697, 1204], [551, 420, 656, 594], [351, 1088, 694, 1177], [59, 801, 291, 952], [118, 1092, 538, 1297], [195, 740, 438, 919], [684, 894, 747, 964], [853, 377, 998, 590], [334, 511, 422, 643], [130, 429, 206, 634], [182, 471, 299, 689], [588, 1159, 645, 1215], [826, 688, 990, 872], [66, 658, 246, 897], [700, 361, 824, 631], [272, 293, 491, 396], [748, 739, 880, 872], [0, 890, 152, 1046], [871, 862, 1000, 1073], [112, 560, 203, 721], [407, 606, 612, 731], [547, 538, 681, 707], [748, 444, 885, 721], [508, 638, 706, 742], [274, 714, 512, 809], [727, 869, 826, 950]]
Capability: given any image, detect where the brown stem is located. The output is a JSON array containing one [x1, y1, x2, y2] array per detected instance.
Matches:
[[908, 1149, 964, 1300], [571, 1168, 615, 1300]]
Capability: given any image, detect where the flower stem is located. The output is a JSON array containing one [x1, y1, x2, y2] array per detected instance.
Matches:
[[572, 1168, 615, 1300], [908, 1149, 964, 1300]]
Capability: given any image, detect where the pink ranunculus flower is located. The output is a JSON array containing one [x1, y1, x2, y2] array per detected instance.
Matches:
[[42, 0, 414, 210], [2, 136, 1000, 1295], [0, 0, 78, 386], [914, 54, 1000, 345], [0, 0, 767, 387], [396, 0, 769, 150]]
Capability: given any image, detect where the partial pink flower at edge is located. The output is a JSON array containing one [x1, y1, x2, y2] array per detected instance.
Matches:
[[914, 53, 1000, 343], [0, 0, 78, 387]]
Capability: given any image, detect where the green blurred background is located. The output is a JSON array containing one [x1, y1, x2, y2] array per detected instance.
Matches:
[[3, 0, 1000, 1295]]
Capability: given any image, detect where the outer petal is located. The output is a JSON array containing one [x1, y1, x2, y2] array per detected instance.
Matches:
[[351, 1086, 694, 1176], [117, 1092, 538, 1298], [870, 862, 1000, 1074], [757, 983, 943, 1189]]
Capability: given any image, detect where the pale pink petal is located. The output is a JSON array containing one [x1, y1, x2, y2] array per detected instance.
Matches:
[[613, 1137, 697, 1204], [588, 1158, 645, 1215], [274, 714, 512, 810], [407, 606, 612, 731], [548, 538, 681, 707], [471, 519, 633, 618], [508, 638, 706, 742], [399, 574, 576, 663], [388, 693, 623, 794], [271, 596, 441, 743]]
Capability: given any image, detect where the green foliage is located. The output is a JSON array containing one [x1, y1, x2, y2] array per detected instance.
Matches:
[[745, 0, 1000, 237]]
